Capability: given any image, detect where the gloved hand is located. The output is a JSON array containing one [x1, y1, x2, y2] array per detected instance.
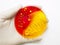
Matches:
[[0, 0, 47, 45], [0, 0, 42, 45]]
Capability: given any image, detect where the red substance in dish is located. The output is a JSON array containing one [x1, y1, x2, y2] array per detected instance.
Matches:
[[14, 6, 40, 35]]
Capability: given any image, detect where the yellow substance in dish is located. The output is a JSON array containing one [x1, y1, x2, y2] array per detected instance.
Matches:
[[23, 11, 48, 39]]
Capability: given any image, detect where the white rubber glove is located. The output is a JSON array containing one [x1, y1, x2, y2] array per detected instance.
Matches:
[[0, 0, 41, 45]]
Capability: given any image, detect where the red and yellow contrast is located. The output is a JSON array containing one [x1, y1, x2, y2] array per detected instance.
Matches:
[[14, 6, 48, 39]]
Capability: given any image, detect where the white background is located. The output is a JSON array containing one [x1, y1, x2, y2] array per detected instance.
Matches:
[[0, 0, 60, 45]]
